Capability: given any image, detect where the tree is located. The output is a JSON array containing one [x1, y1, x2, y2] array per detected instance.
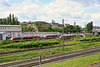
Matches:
[[27, 26, 35, 32], [64, 25, 74, 33], [44, 26, 53, 32], [64, 25, 81, 33], [34, 22, 42, 32], [0, 19, 2, 24], [9, 14, 12, 24], [21, 24, 35, 32], [12, 14, 15, 25], [86, 21, 93, 33], [0, 14, 19, 25], [21, 25, 28, 31]]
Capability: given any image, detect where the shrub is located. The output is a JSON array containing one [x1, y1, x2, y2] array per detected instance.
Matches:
[[0, 40, 13, 46], [0, 40, 60, 48], [36, 37, 40, 41], [78, 37, 100, 42], [19, 39, 26, 42], [95, 34, 100, 37]]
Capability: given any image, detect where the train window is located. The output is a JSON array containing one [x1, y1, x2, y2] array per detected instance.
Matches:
[[29, 37, 33, 39], [23, 37, 28, 39]]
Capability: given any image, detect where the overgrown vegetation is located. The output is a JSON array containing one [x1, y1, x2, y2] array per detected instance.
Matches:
[[0, 40, 14, 46], [0, 42, 100, 63], [0, 40, 60, 48], [78, 37, 100, 42], [43, 53, 100, 67]]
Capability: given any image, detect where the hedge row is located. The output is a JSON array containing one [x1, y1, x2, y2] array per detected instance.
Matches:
[[0, 40, 60, 48], [78, 37, 100, 42]]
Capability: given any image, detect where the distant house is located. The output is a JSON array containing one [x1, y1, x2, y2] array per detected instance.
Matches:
[[51, 22, 63, 28], [64, 24, 70, 27], [92, 26, 100, 35]]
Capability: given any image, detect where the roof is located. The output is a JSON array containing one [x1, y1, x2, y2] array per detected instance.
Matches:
[[92, 30, 100, 32], [0, 25, 21, 26]]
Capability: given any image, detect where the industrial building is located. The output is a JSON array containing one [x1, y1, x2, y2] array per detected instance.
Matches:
[[0, 25, 60, 40], [0, 25, 22, 40]]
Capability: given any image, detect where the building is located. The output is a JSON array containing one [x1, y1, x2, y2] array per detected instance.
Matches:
[[64, 24, 70, 27], [27, 21, 38, 32], [92, 26, 100, 35], [51, 22, 63, 28], [74, 22, 76, 26], [0, 25, 21, 33], [0, 25, 22, 40]]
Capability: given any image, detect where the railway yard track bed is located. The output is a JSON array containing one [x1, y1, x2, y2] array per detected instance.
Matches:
[[0, 41, 100, 57], [0, 47, 100, 67]]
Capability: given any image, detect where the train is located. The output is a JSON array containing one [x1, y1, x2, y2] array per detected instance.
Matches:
[[44, 34, 61, 39], [10, 36, 40, 42], [60, 34, 77, 39], [10, 33, 92, 42]]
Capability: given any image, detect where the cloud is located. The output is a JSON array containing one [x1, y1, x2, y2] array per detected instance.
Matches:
[[0, 0, 11, 7], [0, 0, 100, 27]]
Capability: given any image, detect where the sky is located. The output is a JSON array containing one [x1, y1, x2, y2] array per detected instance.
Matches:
[[0, 0, 100, 27]]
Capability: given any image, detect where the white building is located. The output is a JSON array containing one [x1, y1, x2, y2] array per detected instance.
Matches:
[[0, 25, 22, 40], [0, 25, 21, 32]]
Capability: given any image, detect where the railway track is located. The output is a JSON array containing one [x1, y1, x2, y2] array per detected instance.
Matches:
[[0, 41, 100, 57], [0, 46, 100, 67]]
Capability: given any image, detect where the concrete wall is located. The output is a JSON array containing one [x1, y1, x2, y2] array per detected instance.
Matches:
[[0, 25, 22, 32]]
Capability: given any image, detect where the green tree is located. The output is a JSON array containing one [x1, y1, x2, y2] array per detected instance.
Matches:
[[0, 14, 19, 25], [86, 21, 93, 33], [34, 22, 42, 32], [21, 25, 28, 31], [9, 14, 12, 24], [27, 26, 35, 32], [64, 25, 81, 33], [44, 26, 54, 32]]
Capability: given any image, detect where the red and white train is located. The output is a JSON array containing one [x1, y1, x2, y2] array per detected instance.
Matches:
[[44, 34, 61, 39], [60, 34, 77, 39], [10, 33, 91, 41], [10, 36, 40, 42]]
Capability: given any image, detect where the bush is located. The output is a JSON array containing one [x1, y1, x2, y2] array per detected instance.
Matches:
[[36, 37, 40, 41], [0, 40, 60, 48], [73, 35, 81, 41], [0, 40, 14, 46], [56, 38, 61, 42], [95, 34, 100, 37], [31, 38, 35, 42], [19, 39, 26, 42], [78, 37, 100, 42]]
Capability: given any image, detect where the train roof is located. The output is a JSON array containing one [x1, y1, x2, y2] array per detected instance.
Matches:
[[11, 36, 39, 38]]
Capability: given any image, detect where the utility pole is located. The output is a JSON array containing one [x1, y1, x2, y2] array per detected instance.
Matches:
[[62, 19, 64, 50], [39, 56, 42, 67]]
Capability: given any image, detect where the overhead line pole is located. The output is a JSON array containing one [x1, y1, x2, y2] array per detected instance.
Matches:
[[62, 19, 64, 50]]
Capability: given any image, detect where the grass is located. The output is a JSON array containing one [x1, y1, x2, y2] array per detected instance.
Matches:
[[0, 48, 26, 52], [0, 42, 100, 63], [43, 53, 100, 67], [0, 40, 81, 52]]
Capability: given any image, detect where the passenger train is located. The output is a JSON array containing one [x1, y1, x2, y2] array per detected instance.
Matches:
[[10, 33, 91, 42]]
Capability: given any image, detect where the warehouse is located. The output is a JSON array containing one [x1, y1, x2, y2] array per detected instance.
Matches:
[[0, 25, 22, 40]]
